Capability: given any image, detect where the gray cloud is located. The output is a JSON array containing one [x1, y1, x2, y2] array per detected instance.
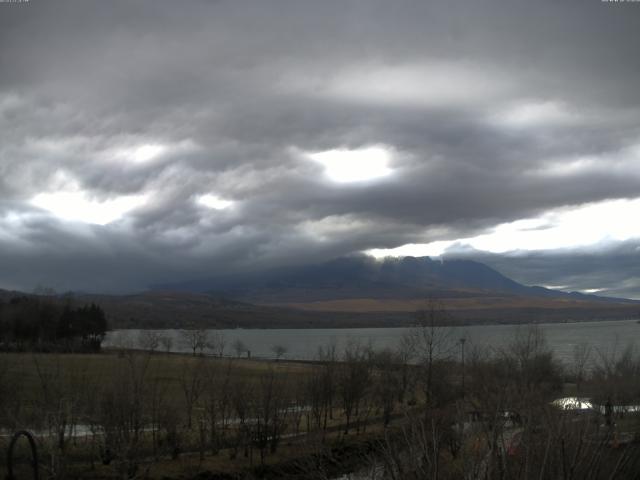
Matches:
[[1, 0, 639, 294], [457, 241, 640, 300]]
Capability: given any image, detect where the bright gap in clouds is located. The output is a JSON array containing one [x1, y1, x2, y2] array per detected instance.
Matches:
[[308, 146, 392, 183], [368, 241, 456, 259], [110, 140, 199, 165], [31, 191, 148, 225], [491, 100, 577, 129], [112, 143, 167, 164], [368, 197, 640, 258], [321, 62, 509, 108], [128, 144, 166, 163], [196, 194, 233, 210]]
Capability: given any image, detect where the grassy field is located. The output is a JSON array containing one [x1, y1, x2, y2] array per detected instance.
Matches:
[[0, 350, 402, 479], [0, 350, 314, 416], [3, 345, 638, 479]]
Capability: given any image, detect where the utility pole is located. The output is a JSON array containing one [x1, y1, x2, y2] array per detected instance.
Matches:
[[460, 337, 466, 399]]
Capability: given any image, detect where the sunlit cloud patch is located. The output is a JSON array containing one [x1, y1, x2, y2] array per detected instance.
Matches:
[[491, 100, 579, 129], [30, 190, 148, 226], [322, 62, 510, 108], [307, 146, 393, 183], [127, 144, 167, 163], [196, 194, 233, 210], [109, 139, 199, 165], [368, 197, 640, 258]]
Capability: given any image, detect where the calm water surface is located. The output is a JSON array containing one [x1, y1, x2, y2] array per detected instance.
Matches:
[[105, 319, 640, 365]]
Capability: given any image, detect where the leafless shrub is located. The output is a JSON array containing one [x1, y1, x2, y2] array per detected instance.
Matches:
[[271, 344, 288, 360], [207, 332, 226, 357], [232, 338, 248, 358], [181, 328, 209, 356], [158, 334, 173, 353], [137, 330, 160, 353]]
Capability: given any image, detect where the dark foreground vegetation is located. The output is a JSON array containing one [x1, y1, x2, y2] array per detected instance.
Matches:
[[3, 305, 640, 479], [0, 296, 108, 352]]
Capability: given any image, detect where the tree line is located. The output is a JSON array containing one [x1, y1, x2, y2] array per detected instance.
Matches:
[[0, 296, 108, 352]]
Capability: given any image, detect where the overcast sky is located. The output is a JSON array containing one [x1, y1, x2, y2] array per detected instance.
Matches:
[[1, 0, 640, 297]]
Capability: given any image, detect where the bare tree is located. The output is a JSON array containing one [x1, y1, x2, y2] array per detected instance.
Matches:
[[138, 330, 160, 353], [271, 344, 287, 360], [316, 342, 338, 426], [232, 339, 247, 358], [409, 299, 455, 407], [181, 329, 209, 356], [207, 332, 226, 357], [571, 342, 592, 394], [337, 341, 372, 434], [503, 325, 562, 402], [32, 355, 90, 479], [251, 366, 290, 463], [147, 376, 168, 460], [202, 361, 222, 455], [592, 341, 640, 406], [305, 344, 338, 436], [179, 357, 207, 429], [395, 334, 415, 404], [158, 402, 182, 460], [159, 334, 173, 354], [230, 375, 253, 460], [372, 349, 401, 427], [305, 364, 328, 434], [98, 351, 153, 478]]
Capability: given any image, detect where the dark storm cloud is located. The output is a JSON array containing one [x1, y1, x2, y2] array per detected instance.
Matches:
[[1, 0, 640, 293]]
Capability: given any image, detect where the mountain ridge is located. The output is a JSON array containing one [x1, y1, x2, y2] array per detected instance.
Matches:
[[155, 255, 637, 305], [2, 256, 638, 329]]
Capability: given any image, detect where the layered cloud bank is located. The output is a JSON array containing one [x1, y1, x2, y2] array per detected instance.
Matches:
[[1, 0, 639, 296]]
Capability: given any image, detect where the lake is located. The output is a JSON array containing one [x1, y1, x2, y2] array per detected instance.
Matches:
[[104, 318, 640, 365]]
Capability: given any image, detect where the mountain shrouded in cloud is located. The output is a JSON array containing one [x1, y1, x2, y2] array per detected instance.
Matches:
[[63, 256, 640, 329], [157, 255, 637, 304], [1, 0, 639, 297]]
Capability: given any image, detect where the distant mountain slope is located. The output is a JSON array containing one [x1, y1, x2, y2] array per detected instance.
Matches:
[[2, 280, 638, 330], [3, 257, 638, 330], [81, 290, 640, 329], [0, 288, 398, 329], [157, 255, 636, 305]]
